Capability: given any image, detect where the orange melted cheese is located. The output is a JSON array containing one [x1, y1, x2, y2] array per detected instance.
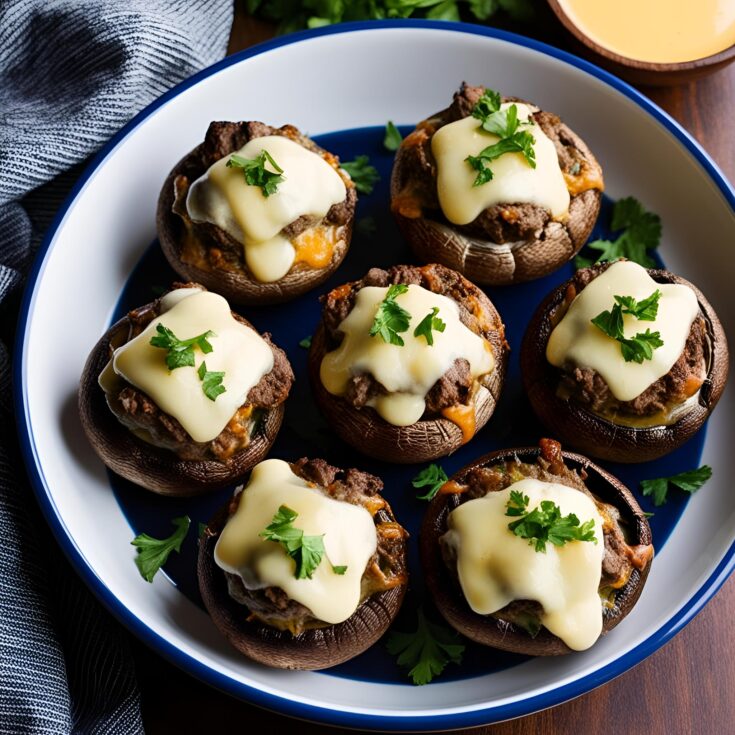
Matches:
[[563, 163, 605, 197], [441, 403, 476, 444], [292, 225, 339, 269]]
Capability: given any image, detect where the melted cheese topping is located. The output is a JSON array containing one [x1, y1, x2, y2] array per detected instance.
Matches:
[[103, 289, 273, 443], [442, 478, 605, 651], [559, 0, 735, 64], [547, 261, 699, 402], [214, 459, 378, 624], [320, 284, 494, 426], [186, 135, 346, 283], [431, 104, 570, 225]]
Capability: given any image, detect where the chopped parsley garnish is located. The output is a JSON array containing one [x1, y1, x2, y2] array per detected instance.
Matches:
[[150, 324, 214, 370], [413, 307, 446, 346], [340, 155, 380, 194], [298, 335, 312, 349], [131, 516, 190, 583], [386, 608, 465, 686], [505, 490, 597, 553], [466, 89, 536, 186], [197, 362, 226, 402], [369, 284, 411, 346], [412, 464, 449, 501], [575, 196, 662, 269], [259, 505, 347, 579], [591, 290, 664, 364], [384, 120, 403, 151], [640, 466, 712, 506], [226, 150, 284, 197]]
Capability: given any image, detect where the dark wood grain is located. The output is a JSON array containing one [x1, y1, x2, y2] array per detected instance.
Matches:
[[139, 12, 735, 733]]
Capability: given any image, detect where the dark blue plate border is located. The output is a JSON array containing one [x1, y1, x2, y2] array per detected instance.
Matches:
[[13, 19, 735, 731]]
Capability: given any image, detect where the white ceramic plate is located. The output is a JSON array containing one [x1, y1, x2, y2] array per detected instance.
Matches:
[[16, 21, 735, 730]]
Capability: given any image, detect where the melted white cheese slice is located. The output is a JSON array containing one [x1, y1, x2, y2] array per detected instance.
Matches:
[[547, 260, 699, 402], [431, 104, 570, 225], [442, 478, 605, 651], [214, 459, 378, 625], [105, 289, 273, 443], [320, 284, 494, 426], [186, 135, 346, 283]]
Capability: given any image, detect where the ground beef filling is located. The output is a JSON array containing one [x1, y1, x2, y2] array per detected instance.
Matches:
[[222, 458, 408, 635], [321, 264, 502, 418], [103, 284, 294, 462], [439, 439, 651, 637], [171, 121, 356, 277], [391, 83, 600, 242], [556, 267, 709, 420]]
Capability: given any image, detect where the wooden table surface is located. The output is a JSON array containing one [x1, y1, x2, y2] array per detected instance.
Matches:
[[139, 11, 735, 734]]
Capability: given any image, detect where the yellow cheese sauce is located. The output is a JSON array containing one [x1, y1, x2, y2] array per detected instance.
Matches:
[[559, 0, 735, 63], [214, 459, 377, 625]]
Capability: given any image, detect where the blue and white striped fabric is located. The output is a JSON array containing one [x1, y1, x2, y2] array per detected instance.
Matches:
[[0, 2, 233, 732]]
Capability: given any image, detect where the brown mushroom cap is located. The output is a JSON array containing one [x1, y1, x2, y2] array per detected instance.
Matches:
[[157, 132, 354, 306], [307, 269, 509, 464], [390, 101, 603, 286], [420, 445, 653, 656], [197, 478, 408, 670], [79, 315, 286, 497], [521, 265, 729, 463]]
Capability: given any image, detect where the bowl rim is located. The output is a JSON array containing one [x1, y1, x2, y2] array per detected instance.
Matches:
[[12, 18, 735, 731]]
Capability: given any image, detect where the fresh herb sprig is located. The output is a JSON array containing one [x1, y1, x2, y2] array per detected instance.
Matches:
[[386, 608, 465, 686], [412, 464, 449, 501], [226, 150, 284, 197], [131, 516, 190, 583], [150, 324, 214, 370], [197, 362, 226, 402], [260, 505, 347, 579], [340, 155, 380, 194], [369, 284, 411, 345], [505, 490, 597, 553], [384, 121, 403, 151], [413, 307, 446, 346], [298, 335, 312, 349], [466, 89, 536, 186], [575, 197, 662, 269], [591, 290, 664, 364], [640, 466, 712, 506]]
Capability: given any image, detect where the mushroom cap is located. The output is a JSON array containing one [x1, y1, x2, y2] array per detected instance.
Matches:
[[157, 142, 354, 306], [521, 266, 729, 463], [79, 315, 286, 497], [420, 445, 653, 656], [390, 105, 603, 286], [197, 484, 408, 670]]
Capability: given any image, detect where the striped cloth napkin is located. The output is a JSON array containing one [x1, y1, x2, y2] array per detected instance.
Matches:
[[0, 2, 232, 732]]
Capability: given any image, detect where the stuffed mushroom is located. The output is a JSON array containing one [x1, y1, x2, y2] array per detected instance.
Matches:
[[79, 283, 294, 496], [198, 457, 408, 670], [391, 83, 604, 285], [521, 260, 729, 463], [158, 121, 357, 305], [420, 439, 654, 655], [308, 264, 508, 464]]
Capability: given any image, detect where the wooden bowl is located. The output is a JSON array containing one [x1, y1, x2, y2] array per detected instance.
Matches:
[[547, 0, 735, 86]]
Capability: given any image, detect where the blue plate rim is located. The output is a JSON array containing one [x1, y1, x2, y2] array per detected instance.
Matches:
[[13, 19, 735, 730]]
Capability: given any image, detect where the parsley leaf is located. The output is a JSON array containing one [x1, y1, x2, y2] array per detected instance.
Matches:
[[386, 608, 465, 685], [575, 196, 662, 269], [298, 335, 312, 349], [471, 88, 502, 122], [259, 505, 347, 579], [226, 150, 285, 197], [131, 516, 190, 583], [150, 324, 215, 371], [641, 466, 712, 506], [505, 496, 597, 553], [384, 120, 403, 151], [197, 362, 226, 401], [591, 293, 664, 364], [340, 155, 380, 194], [412, 464, 449, 501], [369, 284, 411, 345], [413, 307, 446, 346]]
